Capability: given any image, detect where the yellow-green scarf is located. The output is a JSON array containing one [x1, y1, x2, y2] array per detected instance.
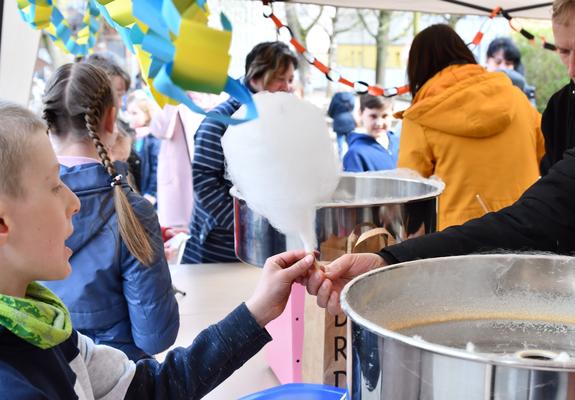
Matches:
[[0, 282, 72, 349]]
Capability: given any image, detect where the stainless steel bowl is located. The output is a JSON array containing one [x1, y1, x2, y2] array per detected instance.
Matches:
[[231, 173, 444, 266], [341, 254, 575, 399]]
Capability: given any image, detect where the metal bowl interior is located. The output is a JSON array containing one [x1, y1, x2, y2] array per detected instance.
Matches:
[[341, 254, 575, 370], [230, 173, 444, 208]]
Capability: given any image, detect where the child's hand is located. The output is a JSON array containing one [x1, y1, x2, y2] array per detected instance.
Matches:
[[246, 250, 314, 327]]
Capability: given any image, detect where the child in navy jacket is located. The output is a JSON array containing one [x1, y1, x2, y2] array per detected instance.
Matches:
[[0, 100, 315, 399], [343, 95, 399, 172]]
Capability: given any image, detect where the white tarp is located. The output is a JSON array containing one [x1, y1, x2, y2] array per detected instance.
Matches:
[[279, 1, 553, 19]]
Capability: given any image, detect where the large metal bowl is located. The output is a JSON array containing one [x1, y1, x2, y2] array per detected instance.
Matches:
[[231, 173, 444, 266], [341, 254, 575, 399]]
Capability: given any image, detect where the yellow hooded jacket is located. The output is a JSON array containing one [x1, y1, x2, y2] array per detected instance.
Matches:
[[398, 64, 545, 230]]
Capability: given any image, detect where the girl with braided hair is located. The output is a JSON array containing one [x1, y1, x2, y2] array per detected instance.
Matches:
[[41, 62, 179, 361]]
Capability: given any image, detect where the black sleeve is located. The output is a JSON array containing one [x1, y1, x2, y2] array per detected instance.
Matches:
[[539, 89, 559, 175], [540, 83, 573, 176], [125, 303, 271, 400], [380, 148, 575, 264]]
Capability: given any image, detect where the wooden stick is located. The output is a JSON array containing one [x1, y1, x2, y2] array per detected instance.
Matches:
[[475, 193, 491, 215], [313, 258, 324, 271]]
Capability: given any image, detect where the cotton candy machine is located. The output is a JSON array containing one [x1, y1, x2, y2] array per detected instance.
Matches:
[[341, 254, 575, 400], [231, 172, 444, 267]]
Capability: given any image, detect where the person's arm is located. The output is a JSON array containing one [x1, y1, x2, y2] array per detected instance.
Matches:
[[539, 86, 563, 176], [192, 117, 234, 230], [124, 251, 314, 400], [308, 148, 575, 315], [125, 303, 269, 400], [397, 118, 434, 176], [382, 147, 575, 263], [122, 193, 180, 355], [534, 114, 546, 164]]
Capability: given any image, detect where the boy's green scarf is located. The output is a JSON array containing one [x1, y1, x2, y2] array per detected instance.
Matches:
[[0, 282, 72, 349]]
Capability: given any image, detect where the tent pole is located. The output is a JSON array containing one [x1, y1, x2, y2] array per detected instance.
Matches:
[[506, 3, 553, 13], [439, 0, 554, 15]]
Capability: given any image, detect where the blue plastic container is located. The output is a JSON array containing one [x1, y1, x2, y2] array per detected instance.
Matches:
[[240, 383, 346, 400]]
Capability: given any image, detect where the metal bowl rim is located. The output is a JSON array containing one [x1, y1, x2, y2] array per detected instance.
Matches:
[[340, 253, 575, 371], [230, 173, 445, 208]]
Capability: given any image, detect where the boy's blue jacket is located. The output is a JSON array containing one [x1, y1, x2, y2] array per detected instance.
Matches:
[[42, 162, 179, 360], [343, 131, 399, 172]]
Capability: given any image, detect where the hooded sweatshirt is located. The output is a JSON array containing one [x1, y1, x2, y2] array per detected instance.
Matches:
[[397, 64, 544, 230], [42, 162, 179, 360], [327, 92, 356, 135], [343, 131, 399, 172]]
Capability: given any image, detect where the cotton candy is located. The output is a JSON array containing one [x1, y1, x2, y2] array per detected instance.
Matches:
[[222, 91, 340, 252]]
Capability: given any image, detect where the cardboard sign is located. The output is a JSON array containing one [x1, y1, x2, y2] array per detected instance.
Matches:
[[302, 224, 395, 388]]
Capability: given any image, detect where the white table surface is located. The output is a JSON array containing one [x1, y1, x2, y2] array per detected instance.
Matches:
[[157, 263, 280, 399]]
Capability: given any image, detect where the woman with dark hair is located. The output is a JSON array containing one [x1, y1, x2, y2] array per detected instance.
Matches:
[[397, 24, 544, 231]]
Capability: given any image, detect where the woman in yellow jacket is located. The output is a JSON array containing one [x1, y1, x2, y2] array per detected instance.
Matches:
[[398, 24, 545, 231]]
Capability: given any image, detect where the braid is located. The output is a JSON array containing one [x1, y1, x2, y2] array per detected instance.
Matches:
[[83, 80, 154, 266], [85, 85, 116, 176], [42, 109, 54, 135]]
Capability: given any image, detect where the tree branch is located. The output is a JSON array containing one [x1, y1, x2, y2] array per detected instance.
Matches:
[[357, 10, 376, 38], [302, 6, 324, 36], [390, 13, 412, 42], [334, 18, 361, 36]]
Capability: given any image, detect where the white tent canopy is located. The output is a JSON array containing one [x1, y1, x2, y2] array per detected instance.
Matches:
[[279, 0, 553, 19]]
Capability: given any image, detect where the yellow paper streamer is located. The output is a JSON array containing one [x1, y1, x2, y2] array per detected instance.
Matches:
[[171, 19, 231, 93]]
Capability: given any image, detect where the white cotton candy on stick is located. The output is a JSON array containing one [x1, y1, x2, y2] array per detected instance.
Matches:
[[222, 91, 340, 253]]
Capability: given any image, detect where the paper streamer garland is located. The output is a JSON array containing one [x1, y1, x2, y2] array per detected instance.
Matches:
[[261, 1, 558, 98], [92, 0, 258, 125], [16, 0, 100, 56], [16, 0, 257, 125]]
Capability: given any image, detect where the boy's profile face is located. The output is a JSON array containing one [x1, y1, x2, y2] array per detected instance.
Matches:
[[360, 106, 393, 138], [0, 131, 80, 293]]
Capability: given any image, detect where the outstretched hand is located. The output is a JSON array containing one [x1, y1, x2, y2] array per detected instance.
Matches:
[[246, 250, 315, 327], [305, 253, 387, 315]]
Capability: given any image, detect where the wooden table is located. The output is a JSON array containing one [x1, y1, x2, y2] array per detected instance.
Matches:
[[157, 263, 280, 399]]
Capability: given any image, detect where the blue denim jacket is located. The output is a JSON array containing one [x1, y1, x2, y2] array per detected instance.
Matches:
[[43, 161, 179, 360]]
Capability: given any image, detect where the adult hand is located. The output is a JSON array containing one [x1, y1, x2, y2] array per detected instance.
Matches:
[[306, 253, 387, 315], [246, 250, 315, 327]]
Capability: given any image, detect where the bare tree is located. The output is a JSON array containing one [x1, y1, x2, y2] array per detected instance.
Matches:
[[323, 7, 360, 96], [412, 12, 421, 36], [285, 3, 324, 97], [357, 10, 411, 86]]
